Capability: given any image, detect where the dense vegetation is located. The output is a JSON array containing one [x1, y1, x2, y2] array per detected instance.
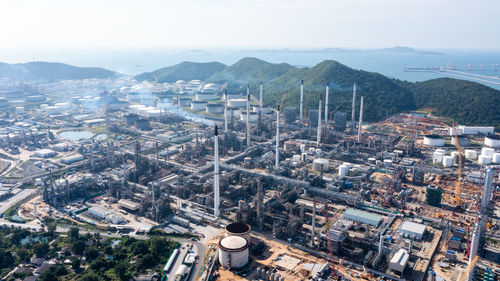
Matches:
[[400, 78, 500, 128], [135, 57, 500, 127], [206, 57, 295, 90], [0, 225, 178, 281], [0, 62, 119, 82], [136, 61, 226, 83]]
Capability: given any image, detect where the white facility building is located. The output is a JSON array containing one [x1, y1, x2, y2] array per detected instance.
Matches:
[[342, 208, 383, 227], [389, 248, 409, 273], [399, 221, 426, 240]]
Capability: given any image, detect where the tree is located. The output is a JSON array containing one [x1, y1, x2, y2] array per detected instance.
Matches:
[[79, 271, 99, 281], [85, 246, 99, 260], [72, 258, 81, 271], [72, 240, 86, 256], [114, 262, 130, 281], [33, 242, 50, 257], [39, 270, 58, 281], [69, 227, 79, 241]]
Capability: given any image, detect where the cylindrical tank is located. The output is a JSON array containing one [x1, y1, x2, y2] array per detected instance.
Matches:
[[484, 135, 500, 148], [301, 153, 307, 162], [481, 147, 495, 157], [478, 155, 492, 165], [191, 100, 207, 110], [225, 222, 251, 242], [240, 111, 258, 122], [312, 158, 329, 172], [493, 153, 500, 163], [464, 149, 477, 159], [218, 236, 249, 269], [228, 98, 247, 107], [451, 136, 470, 146], [442, 156, 454, 167], [178, 98, 192, 107], [206, 103, 224, 114], [451, 151, 459, 161], [339, 165, 349, 177], [368, 157, 376, 164], [432, 151, 444, 164], [383, 159, 393, 168], [196, 92, 217, 101], [300, 144, 306, 153], [315, 148, 321, 156], [424, 135, 445, 146]]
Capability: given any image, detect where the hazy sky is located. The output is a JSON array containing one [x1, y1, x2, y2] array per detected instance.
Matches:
[[1, 0, 499, 50]]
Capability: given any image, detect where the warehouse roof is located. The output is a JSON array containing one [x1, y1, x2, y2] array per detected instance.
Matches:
[[400, 221, 426, 236], [343, 208, 383, 223], [391, 248, 409, 267]]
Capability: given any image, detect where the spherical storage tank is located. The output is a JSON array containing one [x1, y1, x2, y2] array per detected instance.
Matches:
[[218, 235, 249, 269], [225, 222, 251, 242], [312, 158, 329, 172], [206, 103, 224, 114], [484, 135, 500, 148], [191, 100, 207, 110], [424, 135, 445, 146]]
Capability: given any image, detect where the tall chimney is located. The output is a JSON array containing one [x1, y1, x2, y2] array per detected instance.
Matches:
[[214, 125, 220, 217], [467, 222, 480, 281], [357, 96, 364, 142], [275, 105, 280, 172], [246, 86, 251, 147], [317, 99, 322, 146], [311, 200, 316, 247], [351, 83, 357, 133], [300, 80, 304, 125], [481, 168, 493, 214], [259, 81, 263, 128], [224, 89, 228, 133], [325, 84, 329, 127]]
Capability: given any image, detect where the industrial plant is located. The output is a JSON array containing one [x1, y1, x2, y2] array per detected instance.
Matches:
[[0, 75, 498, 281]]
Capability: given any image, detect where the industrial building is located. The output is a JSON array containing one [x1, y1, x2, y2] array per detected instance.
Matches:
[[342, 208, 383, 227], [399, 221, 426, 240]]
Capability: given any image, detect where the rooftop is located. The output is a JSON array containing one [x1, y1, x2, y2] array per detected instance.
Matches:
[[400, 221, 426, 235]]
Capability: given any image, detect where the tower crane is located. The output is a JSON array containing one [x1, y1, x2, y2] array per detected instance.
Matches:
[[322, 202, 337, 278], [452, 124, 463, 208]]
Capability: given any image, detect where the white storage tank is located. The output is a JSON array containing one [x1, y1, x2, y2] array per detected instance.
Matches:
[[240, 111, 258, 122], [338, 165, 349, 177], [15, 106, 25, 114], [368, 157, 376, 164], [313, 158, 329, 172], [301, 153, 307, 162], [178, 98, 192, 107], [228, 98, 247, 107], [423, 135, 445, 147], [384, 159, 393, 168], [484, 135, 500, 148], [478, 155, 492, 165], [464, 149, 477, 160], [492, 153, 500, 163], [442, 156, 454, 167], [300, 144, 306, 153], [225, 222, 251, 242], [451, 151, 459, 161], [218, 236, 249, 269], [433, 151, 444, 164], [191, 100, 207, 110], [451, 136, 470, 146], [206, 103, 224, 114], [481, 147, 495, 157], [196, 92, 217, 101]]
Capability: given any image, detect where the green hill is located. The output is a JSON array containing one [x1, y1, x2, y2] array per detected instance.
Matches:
[[0, 61, 119, 81], [402, 78, 500, 128], [207, 57, 295, 89], [263, 60, 416, 122], [136, 61, 226, 83]]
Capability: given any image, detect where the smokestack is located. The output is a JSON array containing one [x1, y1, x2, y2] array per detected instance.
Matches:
[[259, 81, 263, 129], [325, 84, 329, 127], [357, 96, 364, 142], [379, 235, 384, 256], [246, 87, 251, 147], [224, 89, 228, 133], [312, 199, 316, 247], [155, 142, 159, 165], [481, 168, 493, 214], [275, 105, 280, 172], [467, 222, 480, 281], [214, 125, 220, 217], [351, 83, 357, 133], [317, 99, 322, 146], [300, 80, 304, 125]]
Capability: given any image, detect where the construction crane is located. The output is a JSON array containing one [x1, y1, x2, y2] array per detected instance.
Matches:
[[384, 169, 404, 207], [452, 124, 463, 207], [322, 202, 337, 278], [459, 255, 478, 281]]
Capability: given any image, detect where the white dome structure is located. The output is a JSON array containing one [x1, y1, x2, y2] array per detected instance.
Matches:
[[218, 236, 249, 269]]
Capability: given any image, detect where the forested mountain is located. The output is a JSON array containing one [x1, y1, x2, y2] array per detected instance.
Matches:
[[136, 57, 500, 127], [0, 62, 119, 81], [136, 61, 226, 83]]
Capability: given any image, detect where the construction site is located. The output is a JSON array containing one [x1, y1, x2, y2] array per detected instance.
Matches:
[[0, 79, 498, 281]]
